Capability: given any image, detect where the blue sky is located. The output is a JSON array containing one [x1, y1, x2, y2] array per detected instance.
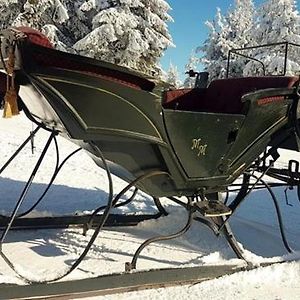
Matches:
[[160, 0, 298, 78]]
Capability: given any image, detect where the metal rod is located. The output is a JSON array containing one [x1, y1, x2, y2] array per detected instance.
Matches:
[[284, 42, 288, 76], [226, 50, 231, 78], [230, 51, 266, 76], [86, 171, 168, 230], [0, 131, 55, 248], [220, 165, 273, 232], [0, 125, 41, 175], [127, 197, 194, 271], [230, 41, 300, 52], [219, 215, 247, 260], [2, 142, 113, 283], [228, 173, 250, 211], [153, 197, 168, 216], [167, 196, 188, 209], [226, 41, 300, 78], [252, 174, 293, 253], [16, 147, 82, 218]]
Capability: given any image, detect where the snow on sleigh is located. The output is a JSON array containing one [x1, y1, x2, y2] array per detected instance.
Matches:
[[0, 26, 300, 284]]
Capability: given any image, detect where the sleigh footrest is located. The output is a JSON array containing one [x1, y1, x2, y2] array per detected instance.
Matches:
[[195, 200, 232, 217]]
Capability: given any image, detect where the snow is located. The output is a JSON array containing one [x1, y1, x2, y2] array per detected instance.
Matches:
[[0, 113, 300, 299], [0, 1, 173, 77]]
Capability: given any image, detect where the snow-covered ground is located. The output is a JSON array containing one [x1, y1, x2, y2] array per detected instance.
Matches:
[[0, 114, 300, 299]]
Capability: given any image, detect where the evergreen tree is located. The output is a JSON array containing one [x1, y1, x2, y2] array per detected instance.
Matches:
[[198, 8, 229, 81], [0, 0, 174, 76], [0, 0, 69, 50], [73, 0, 174, 76], [165, 62, 181, 88], [199, 0, 254, 80], [226, 0, 255, 49], [0, 0, 24, 30], [61, 0, 109, 48], [244, 0, 300, 76]]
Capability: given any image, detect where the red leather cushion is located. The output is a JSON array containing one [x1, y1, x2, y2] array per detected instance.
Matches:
[[16, 27, 53, 49], [205, 76, 299, 114], [164, 89, 194, 104], [163, 76, 299, 114], [163, 88, 207, 111]]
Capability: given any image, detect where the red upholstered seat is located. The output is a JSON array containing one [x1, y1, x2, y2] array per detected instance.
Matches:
[[163, 88, 207, 111], [16, 27, 53, 49], [163, 76, 299, 114]]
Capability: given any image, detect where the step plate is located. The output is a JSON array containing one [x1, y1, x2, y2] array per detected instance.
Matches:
[[195, 200, 232, 217]]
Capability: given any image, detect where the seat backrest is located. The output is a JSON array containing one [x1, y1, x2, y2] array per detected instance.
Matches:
[[163, 76, 299, 114], [163, 88, 207, 111], [204, 76, 299, 114], [16, 26, 53, 49]]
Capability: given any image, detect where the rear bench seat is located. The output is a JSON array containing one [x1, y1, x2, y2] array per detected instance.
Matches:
[[163, 76, 299, 114]]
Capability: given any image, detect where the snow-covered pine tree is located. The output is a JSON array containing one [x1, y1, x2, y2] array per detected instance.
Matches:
[[198, 8, 228, 81], [199, 0, 254, 80], [59, 0, 109, 50], [0, 0, 69, 51], [0, 0, 24, 30], [73, 0, 174, 76], [0, 0, 174, 76], [165, 62, 181, 88], [226, 0, 255, 50], [244, 0, 300, 76], [225, 0, 255, 77]]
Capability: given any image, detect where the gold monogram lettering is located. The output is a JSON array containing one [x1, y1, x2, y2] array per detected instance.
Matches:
[[191, 138, 207, 156]]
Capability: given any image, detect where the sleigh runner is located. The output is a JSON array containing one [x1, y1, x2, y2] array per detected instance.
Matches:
[[0, 26, 299, 284]]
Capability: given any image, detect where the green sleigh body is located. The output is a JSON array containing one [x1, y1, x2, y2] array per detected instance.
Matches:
[[0, 28, 299, 197]]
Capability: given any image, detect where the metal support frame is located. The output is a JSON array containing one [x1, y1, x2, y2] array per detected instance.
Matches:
[[126, 191, 251, 271], [0, 128, 296, 281], [126, 197, 194, 271], [84, 171, 169, 235], [0, 130, 56, 249], [0, 125, 41, 175], [226, 41, 300, 78], [206, 192, 247, 260], [0, 129, 169, 283]]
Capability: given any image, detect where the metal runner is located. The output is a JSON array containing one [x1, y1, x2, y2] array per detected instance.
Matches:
[[0, 264, 245, 299], [0, 213, 161, 230]]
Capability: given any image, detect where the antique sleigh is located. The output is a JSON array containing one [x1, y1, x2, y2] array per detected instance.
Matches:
[[0, 27, 299, 286]]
